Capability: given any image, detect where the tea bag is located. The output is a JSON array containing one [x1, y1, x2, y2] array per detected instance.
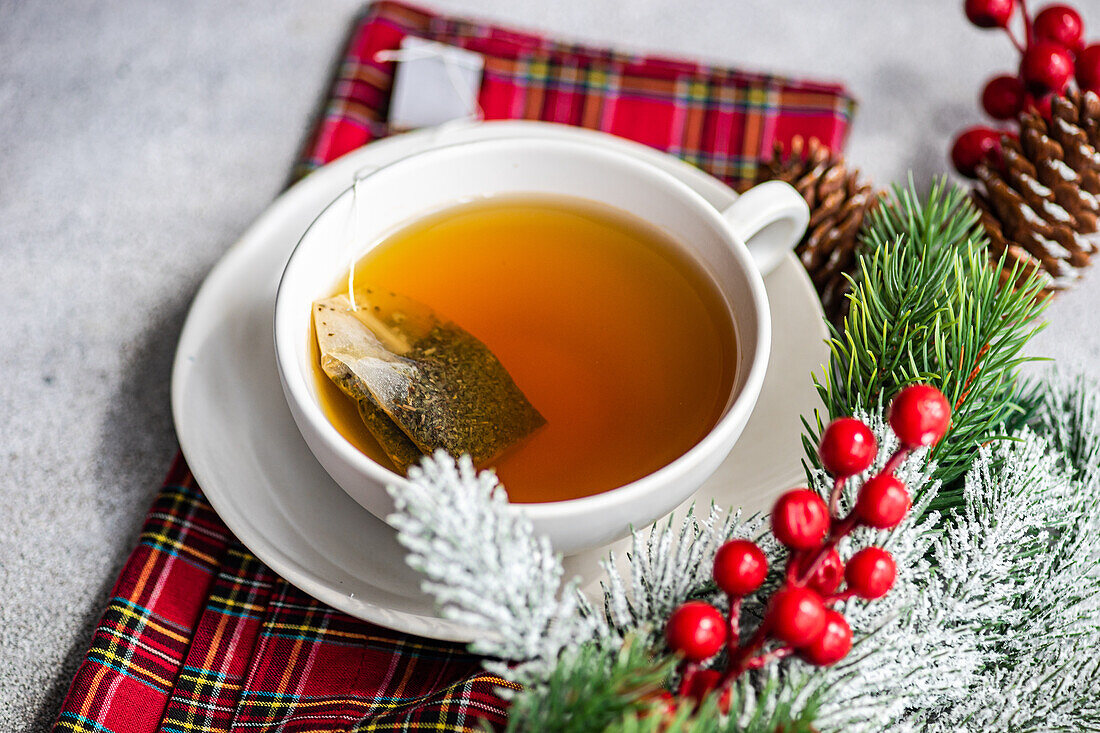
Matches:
[[322, 365, 426, 474], [314, 290, 545, 472]]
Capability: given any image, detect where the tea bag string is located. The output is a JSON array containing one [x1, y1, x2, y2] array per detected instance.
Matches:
[[346, 44, 485, 312], [348, 173, 364, 311], [373, 44, 485, 125], [345, 162, 392, 312]]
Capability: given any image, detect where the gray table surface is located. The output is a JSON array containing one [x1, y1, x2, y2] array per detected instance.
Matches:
[[3, 1, 1098, 729]]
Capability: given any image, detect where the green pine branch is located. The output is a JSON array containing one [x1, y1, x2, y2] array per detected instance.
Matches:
[[502, 633, 820, 733], [502, 636, 674, 733], [803, 178, 1047, 509]]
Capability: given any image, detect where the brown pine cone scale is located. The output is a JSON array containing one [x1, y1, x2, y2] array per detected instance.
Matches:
[[975, 90, 1100, 292], [758, 136, 880, 323]]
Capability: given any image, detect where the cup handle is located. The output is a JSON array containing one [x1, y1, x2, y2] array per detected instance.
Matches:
[[720, 180, 810, 277]]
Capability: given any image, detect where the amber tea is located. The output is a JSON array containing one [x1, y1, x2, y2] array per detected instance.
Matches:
[[311, 195, 737, 503]]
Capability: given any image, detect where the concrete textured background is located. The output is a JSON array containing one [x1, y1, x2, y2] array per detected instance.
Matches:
[[2, 0, 1098, 729]]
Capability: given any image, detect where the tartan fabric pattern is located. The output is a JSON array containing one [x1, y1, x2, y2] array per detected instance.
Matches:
[[55, 3, 854, 731], [58, 458, 509, 733], [297, 1, 855, 185]]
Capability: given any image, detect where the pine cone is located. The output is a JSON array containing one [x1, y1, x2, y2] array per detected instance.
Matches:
[[758, 136, 880, 323], [973, 90, 1100, 292]]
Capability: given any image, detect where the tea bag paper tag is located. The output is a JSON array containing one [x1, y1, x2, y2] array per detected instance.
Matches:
[[384, 37, 484, 130]]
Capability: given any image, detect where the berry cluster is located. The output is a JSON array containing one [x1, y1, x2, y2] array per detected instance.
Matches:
[[663, 385, 952, 711], [953, 0, 1099, 176]]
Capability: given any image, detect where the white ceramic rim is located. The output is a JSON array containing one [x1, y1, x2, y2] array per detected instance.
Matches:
[[272, 135, 773, 523]]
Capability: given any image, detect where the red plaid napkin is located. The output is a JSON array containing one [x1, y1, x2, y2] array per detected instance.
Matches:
[[54, 3, 855, 731]]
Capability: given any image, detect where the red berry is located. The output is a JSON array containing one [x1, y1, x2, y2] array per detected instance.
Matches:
[[799, 609, 852, 666], [1077, 45, 1100, 93], [1033, 5, 1085, 53], [888, 384, 952, 447], [818, 417, 877, 477], [845, 547, 896, 599], [766, 586, 827, 647], [1020, 41, 1075, 96], [683, 669, 732, 713], [794, 548, 844, 595], [771, 489, 830, 550], [964, 0, 1014, 28], [856, 474, 911, 529], [981, 75, 1026, 120], [665, 601, 727, 661], [951, 126, 1002, 177], [1024, 92, 1055, 120], [713, 539, 768, 597]]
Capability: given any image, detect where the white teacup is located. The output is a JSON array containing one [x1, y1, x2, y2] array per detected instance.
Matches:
[[274, 136, 808, 554]]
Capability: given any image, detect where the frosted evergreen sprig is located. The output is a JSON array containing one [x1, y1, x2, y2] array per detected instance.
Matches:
[[593, 505, 763, 645], [785, 387, 1100, 731], [911, 431, 1100, 729], [812, 378, 1100, 731], [930, 375, 1100, 731], [1031, 370, 1100, 482], [386, 451, 593, 682]]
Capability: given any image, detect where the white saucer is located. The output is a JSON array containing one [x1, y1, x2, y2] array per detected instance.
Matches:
[[171, 121, 829, 642]]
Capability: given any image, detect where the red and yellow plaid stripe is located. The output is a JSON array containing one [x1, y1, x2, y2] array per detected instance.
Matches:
[[297, 1, 855, 185], [55, 3, 854, 731]]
